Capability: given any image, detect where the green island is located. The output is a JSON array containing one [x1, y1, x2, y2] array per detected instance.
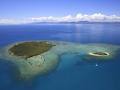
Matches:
[[9, 41, 55, 58], [89, 52, 110, 57]]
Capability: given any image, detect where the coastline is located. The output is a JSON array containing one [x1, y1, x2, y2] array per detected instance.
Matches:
[[89, 52, 110, 57]]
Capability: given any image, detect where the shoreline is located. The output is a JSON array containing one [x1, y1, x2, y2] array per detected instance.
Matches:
[[89, 52, 110, 57]]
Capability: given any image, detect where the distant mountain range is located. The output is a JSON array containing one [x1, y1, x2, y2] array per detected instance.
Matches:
[[31, 21, 120, 24]]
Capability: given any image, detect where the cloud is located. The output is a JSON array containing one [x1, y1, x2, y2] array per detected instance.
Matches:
[[0, 13, 120, 24], [75, 13, 120, 22]]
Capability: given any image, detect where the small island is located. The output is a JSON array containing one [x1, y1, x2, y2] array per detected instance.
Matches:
[[89, 52, 110, 57], [9, 41, 55, 58]]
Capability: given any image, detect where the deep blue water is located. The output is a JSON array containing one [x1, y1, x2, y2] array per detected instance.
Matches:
[[0, 24, 120, 90]]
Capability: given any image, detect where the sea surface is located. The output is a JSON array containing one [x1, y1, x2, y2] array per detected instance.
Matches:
[[0, 23, 120, 90]]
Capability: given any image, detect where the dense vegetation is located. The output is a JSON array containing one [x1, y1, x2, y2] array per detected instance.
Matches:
[[9, 41, 55, 58]]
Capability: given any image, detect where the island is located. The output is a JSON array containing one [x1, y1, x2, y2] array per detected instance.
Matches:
[[89, 52, 110, 57], [9, 41, 55, 58]]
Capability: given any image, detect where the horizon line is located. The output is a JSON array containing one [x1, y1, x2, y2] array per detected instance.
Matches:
[[0, 13, 120, 25]]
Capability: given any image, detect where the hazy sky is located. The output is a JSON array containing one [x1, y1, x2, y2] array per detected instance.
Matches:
[[0, 0, 120, 19]]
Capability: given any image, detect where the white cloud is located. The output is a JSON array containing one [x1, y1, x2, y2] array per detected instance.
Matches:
[[0, 13, 120, 24]]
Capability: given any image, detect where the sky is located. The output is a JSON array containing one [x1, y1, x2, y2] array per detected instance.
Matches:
[[0, 0, 120, 24]]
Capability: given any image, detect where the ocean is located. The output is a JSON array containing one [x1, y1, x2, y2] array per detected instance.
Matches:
[[0, 23, 120, 90]]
